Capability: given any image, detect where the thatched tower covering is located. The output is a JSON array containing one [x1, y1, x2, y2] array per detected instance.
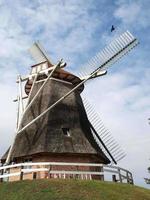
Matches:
[[1, 65, 110, 164]]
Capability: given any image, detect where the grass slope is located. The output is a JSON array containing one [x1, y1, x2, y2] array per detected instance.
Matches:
[[0, 179, 150, 200]]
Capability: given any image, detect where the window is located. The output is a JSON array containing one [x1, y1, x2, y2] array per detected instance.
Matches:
[[62, 128, 71, 137], [24, 158, 32, 162], [24, 158, 32, 169]]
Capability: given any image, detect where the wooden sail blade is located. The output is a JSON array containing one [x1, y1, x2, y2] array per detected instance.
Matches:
[[29, 42, 53, 65]]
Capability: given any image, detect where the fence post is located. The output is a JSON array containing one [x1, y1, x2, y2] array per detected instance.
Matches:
[[126, 171, 130, 184], [101, 165, 104, 181], [112, 175, 117, 182], [20, 166, 24, 180], [118, 168, 122, 183], [0, 169, 4, 182], [33, 172, 37, 180], [48, 165, 52, 178], [129, 172, 134, 185]]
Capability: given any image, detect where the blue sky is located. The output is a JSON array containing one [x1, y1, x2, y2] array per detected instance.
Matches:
[[0, 0, 150, 188]]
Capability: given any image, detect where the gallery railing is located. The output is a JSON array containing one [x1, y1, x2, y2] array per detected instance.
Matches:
[[0, 162, 133, 184]]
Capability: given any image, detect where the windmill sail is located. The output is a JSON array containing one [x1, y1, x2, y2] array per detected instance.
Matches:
[[77, 31, 138, 78], [29, 42, 53, 65], [82, 98, 126, 163]]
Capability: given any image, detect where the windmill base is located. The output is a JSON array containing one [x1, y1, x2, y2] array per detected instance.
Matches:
[[7, 153, 105, 182]]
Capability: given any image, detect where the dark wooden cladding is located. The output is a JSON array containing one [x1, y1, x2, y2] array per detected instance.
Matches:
[[2, 78, 110, 164]]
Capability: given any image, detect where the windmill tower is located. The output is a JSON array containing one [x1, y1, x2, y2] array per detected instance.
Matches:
[[1, 31, 138, 181]]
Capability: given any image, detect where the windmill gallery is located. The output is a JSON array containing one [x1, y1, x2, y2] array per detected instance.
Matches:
[[0, 31, 138, 183]]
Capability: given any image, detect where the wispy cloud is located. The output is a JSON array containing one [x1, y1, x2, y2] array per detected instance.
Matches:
[[114, 0, 150, 29], [114, 3, 141, 24]]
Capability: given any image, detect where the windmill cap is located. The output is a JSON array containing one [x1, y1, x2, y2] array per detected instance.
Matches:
[[25, 61, 84, 95]]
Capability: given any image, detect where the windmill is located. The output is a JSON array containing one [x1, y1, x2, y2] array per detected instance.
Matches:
[[1, 31, 138, 180]]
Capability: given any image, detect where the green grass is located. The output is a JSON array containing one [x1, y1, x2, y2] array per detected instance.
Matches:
[[0, 179, 150, 200]]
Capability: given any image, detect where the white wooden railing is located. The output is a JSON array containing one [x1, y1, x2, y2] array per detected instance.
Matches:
[[0, 162, 133, 184]]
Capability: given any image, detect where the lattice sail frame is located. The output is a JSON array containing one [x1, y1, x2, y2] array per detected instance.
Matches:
[[83, 98, 126, 164], [77, 31, 138, 78]]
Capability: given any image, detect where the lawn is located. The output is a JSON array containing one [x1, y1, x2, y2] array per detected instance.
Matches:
[[0, 179, 150, 200]]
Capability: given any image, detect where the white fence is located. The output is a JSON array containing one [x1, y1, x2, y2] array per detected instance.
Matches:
[[0, 162, 133, 184]]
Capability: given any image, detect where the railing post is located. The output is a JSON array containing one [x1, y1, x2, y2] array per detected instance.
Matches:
[[76, 165, 79, 180], [112, 175, 117, 182], [126, 171, 130, 184], [0, 169, 4, 183], [33, 172, 37, 180], [129, 172, 134, 185], [20, 166, 24, 181], [118, 168, 122, 183], [101, 165, 104, 181], [48, 165, 51, 179]]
